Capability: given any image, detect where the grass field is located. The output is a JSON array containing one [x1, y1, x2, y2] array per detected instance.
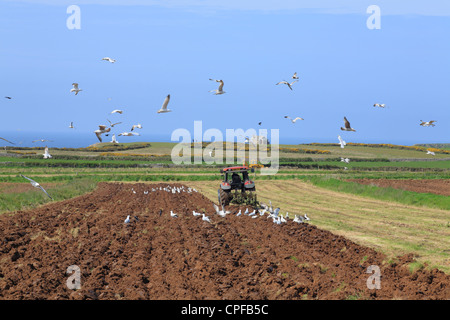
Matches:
[[1, 142, 449, 274]]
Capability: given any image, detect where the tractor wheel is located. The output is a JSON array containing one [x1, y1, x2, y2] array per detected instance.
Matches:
[[219, 188, 231, 206]]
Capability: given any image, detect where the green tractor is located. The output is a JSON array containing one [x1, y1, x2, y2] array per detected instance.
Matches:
[[218, 166, 257, 206]]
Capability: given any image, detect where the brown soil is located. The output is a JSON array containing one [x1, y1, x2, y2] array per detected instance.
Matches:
[[0, 182, 449, 300], [346, 179, 450, 196]]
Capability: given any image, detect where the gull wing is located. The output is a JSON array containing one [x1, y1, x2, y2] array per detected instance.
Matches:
[[95, 131, 103, 142], [0, 137, 15, 145], [344, 117, 351, 129], [218, 81, 224, 91], [38, 185, 53, 200], [20, 174, 36, 184], [161, 94, 170, 111]]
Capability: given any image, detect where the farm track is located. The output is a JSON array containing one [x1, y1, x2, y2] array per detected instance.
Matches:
[[0, 182, 448, 300]]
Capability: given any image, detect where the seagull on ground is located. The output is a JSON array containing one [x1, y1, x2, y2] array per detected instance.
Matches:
[[43, 146, 52, 159], [0, 137, 15, 145], [70, 83, 82, 95], [341, 117, 356, 132], [276, 80, 298, 90], [338, 135, 347, 148], [341, 157, 350, 164], [170, 211, 178, 218], [20, 174, 53, 199], [213, 203, 230, 217], [111, 134, 118, 144], [193, 210, 202, 217], [209, 79, 226, 95], [304, 213, 310, 221], [236, 209, 242, 216], [102, 57, 116, 63], [420, 120, 437, 127], [293, 215, 304, 223], [94, 125, 111, 142], [202, 214, 211, 223], [157, 94, 172, 113], [284, 116, 304, 123], [124, 215, 131, 224]]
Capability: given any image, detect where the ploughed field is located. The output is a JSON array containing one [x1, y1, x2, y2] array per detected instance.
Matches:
[[0, 182, 449, 300]]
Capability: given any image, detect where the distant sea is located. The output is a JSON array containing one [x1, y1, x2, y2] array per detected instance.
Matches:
[[0, 131, 445, 148]]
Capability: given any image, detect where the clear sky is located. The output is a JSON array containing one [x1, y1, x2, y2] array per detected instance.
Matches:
[[0, 0, 449, 146]]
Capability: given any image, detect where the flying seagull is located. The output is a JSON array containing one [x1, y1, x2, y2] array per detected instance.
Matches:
[[420, 120, 437, 127], [373, 103, 386, 108], [0, 137, 15, 145], [341, 117, 356, 132], [69, 122, 74, 129], [276, 80, 298, 90], [102, 57, 116, 63], [209, 79, 226, 95], [107, 119, 122, 127], [284, 116, 304, 123], [426, 150, 436, 156], [4, 96, 12, 99], [118, 132, 140, 137], [20, 174, 53, 200], [292, 72, 299, 80], [338, 135, 346, 148], [70, 83, 82, 95], [157, 94, 172, 113], [258, 122, 262, 126], [110, 109, 123, 114], [341, 157, 350, 164], [94, 125, 111, 142], [32, 139, 53, 143], [43, 146, 52, 159], [131, 124, 142, 131]]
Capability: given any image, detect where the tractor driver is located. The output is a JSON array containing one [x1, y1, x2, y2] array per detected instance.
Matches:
[[231, 172, 241, 185]]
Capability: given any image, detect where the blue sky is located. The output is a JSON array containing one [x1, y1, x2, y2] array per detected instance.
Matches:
[[0, 0, 449, 146]]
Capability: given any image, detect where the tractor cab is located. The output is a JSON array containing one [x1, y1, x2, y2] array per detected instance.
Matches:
[[218, 166, 256, 206]]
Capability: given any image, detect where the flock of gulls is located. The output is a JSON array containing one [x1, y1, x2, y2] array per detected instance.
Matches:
[[1, 63, 438, 150], [124, 184, 311, 226]]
